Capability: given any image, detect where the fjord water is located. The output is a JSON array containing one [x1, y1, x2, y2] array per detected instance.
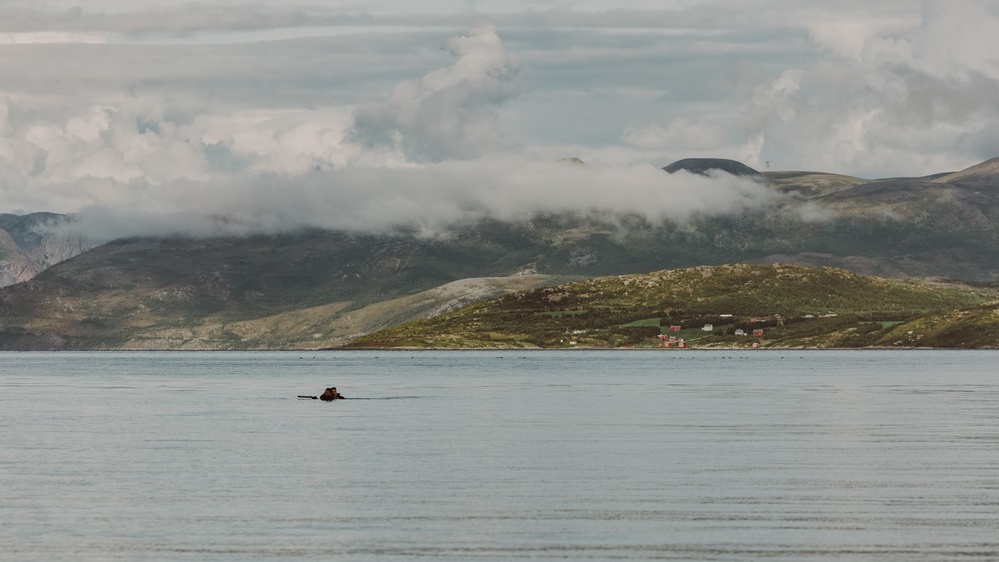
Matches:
[[2, 350, 998, 561]]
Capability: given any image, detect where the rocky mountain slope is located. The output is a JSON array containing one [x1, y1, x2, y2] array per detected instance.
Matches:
[[0, 213, 92, 287]]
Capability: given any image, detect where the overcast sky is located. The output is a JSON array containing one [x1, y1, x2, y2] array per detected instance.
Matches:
[[2, 1, 998, 237]]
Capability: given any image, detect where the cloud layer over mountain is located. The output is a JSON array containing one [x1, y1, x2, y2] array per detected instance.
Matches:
[[1, 1, 998, 238]]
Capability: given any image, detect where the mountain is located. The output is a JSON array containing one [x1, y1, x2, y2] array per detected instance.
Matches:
[[748, 159, 999, 279], [0, 229, 576, 349], [663, 158, 765, 179], [346, 264, 998, 349], [3, 157, 999, 350], [0, 213, 92, 287]]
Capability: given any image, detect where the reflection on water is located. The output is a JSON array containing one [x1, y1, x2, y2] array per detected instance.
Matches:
[[1, 350, 998, 561]]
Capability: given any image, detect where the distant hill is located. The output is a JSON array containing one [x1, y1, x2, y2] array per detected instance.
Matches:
[[934, 156, 999, 186], [347, 264, 998, 349], [0, 230, 574, 350], [663, 158, 764, 180], [762, 170, 867, 198]]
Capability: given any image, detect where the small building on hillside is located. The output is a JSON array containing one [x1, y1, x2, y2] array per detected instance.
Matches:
[[702, 324, 714, 332], [753, 329, 764, 337]]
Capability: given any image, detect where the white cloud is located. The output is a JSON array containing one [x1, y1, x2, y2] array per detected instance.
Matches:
[[622, 118, 728, 151], [914, 0, 999, 80], [697, 0, 999, 176], [0, 32, 105, 44], [55, 158, 778, 240], [806, 12, 916, 60], [350, 22, 519, 161]]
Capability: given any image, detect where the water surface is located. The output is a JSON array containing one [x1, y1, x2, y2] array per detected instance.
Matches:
[[2, 350, 998, 560]]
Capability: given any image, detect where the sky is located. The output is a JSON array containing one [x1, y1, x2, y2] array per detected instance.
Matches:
[[1, 0, 998, 238]]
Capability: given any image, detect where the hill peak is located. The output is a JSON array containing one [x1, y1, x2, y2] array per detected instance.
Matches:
[[935, 157, 999, 184], [663, 158, 764, 180]]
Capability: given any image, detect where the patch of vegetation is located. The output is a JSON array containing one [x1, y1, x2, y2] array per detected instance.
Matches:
[[619, 318, 664, 329], [349, 264, 999, 349]]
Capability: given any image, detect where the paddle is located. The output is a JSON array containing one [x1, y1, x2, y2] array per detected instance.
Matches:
[[298, 395, 318, 399]]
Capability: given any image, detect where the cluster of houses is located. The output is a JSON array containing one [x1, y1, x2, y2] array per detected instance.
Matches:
[[656, 324, 764, 348], [664, 311, 838, 343], [672, 313, 794, 340], [644, 311, 842, 347], [656, 333, 687, 348]]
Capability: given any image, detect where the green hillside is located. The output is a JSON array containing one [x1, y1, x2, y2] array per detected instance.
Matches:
[[348, 264, 998, 349], [880, 304, 999, 348]]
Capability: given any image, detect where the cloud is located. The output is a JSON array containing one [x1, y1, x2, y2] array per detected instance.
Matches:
[[349, 23, 520, 162], [2, 22, 777, 242], [0, 5, 345, 34], [6, 3, 988, 180], [805, 11, 917, 60], [0, 31, 105, 44], [623, 118, 729, 151], [0, 97, 362, 184], [724, 0, 999, 176], [54, 158, 778, 240], [913, 0, 999, 81]]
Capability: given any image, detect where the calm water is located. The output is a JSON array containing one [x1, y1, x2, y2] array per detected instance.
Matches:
[[2, 350, 998, 561]]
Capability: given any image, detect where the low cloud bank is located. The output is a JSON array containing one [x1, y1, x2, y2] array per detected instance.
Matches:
[[53, 159, 777, 240]]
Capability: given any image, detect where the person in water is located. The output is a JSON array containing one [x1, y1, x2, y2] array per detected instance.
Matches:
[[319, 387, 344, 401]]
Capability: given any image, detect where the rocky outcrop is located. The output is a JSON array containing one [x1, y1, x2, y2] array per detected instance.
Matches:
[[0, 213, 93, 287]]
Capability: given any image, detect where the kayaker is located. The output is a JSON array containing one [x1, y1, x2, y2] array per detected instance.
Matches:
[[319, 387, 344, 401]]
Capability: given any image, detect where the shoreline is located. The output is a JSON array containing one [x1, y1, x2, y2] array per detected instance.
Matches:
[[4, 343, 997, 352]]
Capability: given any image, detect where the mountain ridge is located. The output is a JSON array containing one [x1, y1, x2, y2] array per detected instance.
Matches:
[[663, 157, 764, 179], [3, 156, 999, 349]]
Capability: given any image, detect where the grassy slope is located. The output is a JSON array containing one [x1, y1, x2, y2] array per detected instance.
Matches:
[[881, 304, 999, 348], [348, 264, 998, 349], [116, 274, 570, 349]]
